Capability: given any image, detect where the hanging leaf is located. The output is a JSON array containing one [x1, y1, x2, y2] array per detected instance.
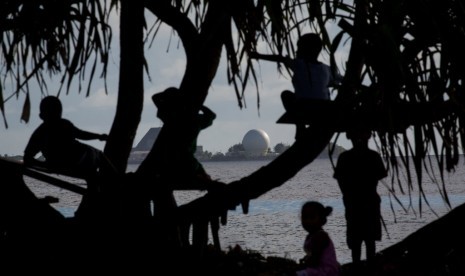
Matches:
[[20, 92, 31, 123], [0, 79, 7, 128]]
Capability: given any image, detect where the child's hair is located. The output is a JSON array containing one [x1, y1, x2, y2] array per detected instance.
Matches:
[[297, 33, 323, 57], [346, 123, 371, 141], [40, 96, 62, 120], [301, 201, 333, 225]]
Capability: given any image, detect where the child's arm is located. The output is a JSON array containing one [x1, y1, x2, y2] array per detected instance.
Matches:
[[23, 152, 47, 168], [23, 135, 48, 169], [75, 128, 108, 141], [198, 106, 216, 129], [250, 52, 291, 66]]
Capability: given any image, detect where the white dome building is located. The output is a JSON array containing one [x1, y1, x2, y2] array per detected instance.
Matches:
[[242, 129, 271, 156]]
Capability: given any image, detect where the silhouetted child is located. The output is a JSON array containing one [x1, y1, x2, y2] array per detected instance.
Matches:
[[296, 201, 340, 276], [24, 96, 109, 181], [141, 87, 224, 253], [251, 33, 341, 139], [333, 128, 387, 265], [151, 87, 216, 188]]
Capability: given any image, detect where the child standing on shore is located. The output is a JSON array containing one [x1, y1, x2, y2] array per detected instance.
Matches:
[[334, 128, 387, 265], [296, 201, 341, 276]]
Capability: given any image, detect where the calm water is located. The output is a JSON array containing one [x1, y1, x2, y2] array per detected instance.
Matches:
[[24, 158, 465, 265]]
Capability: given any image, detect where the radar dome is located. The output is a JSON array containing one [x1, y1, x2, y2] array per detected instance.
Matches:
[[242, 129, 270, 156]]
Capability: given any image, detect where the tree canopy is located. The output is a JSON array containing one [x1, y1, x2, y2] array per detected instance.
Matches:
[[0, 0, 112, 125], [2, 0, 465, 274], [3, 1, 465, 180]]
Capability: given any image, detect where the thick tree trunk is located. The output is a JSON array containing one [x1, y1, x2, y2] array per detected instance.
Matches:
[[104, 1, 145, 173], [179, 0, 227, 107], [367, 203, 465, 276]]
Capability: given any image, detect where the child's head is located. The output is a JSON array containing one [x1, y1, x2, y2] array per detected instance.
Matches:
[[296, 33, 323, 60], [301, 201, 332, 232], [346, 127, 371, 148], [152, 87, 190, 122], [39, 96, 63, 121]]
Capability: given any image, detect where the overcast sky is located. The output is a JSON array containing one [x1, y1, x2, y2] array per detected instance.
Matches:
[[1, 11, 351, 157]]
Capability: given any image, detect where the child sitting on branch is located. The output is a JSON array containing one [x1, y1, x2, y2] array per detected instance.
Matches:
[[23, 96, 110, 181], [250, 33, 342, 139]]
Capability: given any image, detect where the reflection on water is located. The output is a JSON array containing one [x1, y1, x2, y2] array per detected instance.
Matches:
[[24, 159, 465, 265], [197, 159, 465, 264]]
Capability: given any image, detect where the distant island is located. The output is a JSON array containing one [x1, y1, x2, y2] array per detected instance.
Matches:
[[127, 127, 347, 164], [2, 143, 346, 165], [3, 126, 347, 165], [128, 143, 346, 164]]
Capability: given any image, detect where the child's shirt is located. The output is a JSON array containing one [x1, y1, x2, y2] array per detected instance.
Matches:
[[297, 230, 341, 276], [291, 59, 335, 100], [24, 118, 101, 175]]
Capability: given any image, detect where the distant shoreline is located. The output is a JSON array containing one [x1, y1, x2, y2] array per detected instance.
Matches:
[[5, 153, 336, 166], [127, 155, 334, 165], [127, 155, 278, 165]]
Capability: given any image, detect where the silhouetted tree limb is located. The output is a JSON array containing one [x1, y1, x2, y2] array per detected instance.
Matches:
[[178, 125, 334, 221]]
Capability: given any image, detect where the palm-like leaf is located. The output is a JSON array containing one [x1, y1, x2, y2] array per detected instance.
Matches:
[[3, 0, 465, 209], [233, 0, 465, 208], [0, 0, 112, 124]]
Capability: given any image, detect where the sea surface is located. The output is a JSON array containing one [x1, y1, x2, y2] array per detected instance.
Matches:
[[24, 158, 465, 265]]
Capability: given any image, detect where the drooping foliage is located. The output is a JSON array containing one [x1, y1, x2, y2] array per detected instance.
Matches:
[[198, 0, 465, 212], [2, 2, 465, 273], [2, 0, 465, 215], [0, 0, 112, 125], [326, 0, 465, 211]]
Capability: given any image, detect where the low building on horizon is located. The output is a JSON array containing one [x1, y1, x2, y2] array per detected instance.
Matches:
[[128, 127, 205, 164]]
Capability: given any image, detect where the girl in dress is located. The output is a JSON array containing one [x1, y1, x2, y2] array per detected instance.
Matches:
[[296, 201, 341, 276]]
